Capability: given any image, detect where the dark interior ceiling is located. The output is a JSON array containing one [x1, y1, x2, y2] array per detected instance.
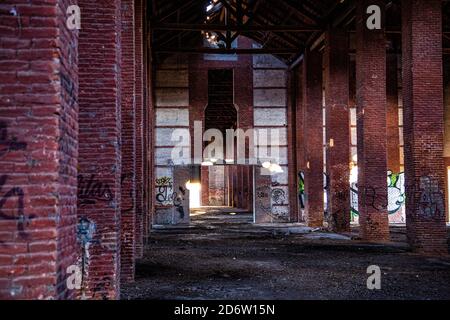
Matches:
[[150, 0, 450, 66]]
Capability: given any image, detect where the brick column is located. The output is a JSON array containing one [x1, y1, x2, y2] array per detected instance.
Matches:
[[120, 0, 136, 283], [233, 166, 239, 207], [324, 28, 351, 232], [302, 48, 324, 228], [201, 166, 209, 206], [387, 54, 400, 173], [134, 0, 144, 259], [235, 38, 254, 132], [229, 166, 233, 207], [78, 0, 122, 299], [246, 166, 253, 211], [402, 0, 448, 255], [0, 0, 78, 300], [238, 166, 244, 208], [295, 66, 306, 222], [355, 0, 389, 242]]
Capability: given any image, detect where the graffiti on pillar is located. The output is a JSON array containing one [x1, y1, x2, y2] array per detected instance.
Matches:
[[387, 171, 406, 222], [272, 206, 289, 220], [271, 188, 286, 205], [418, 176, 445, 219], [156, 176, 174, 206], [78, 174, 113, 207], [323, 172, 330, 191], [256, 185, 271, 213], [351, 171, 407, 223], [77, 217, 97, 252], [156, 176, 187, 219], [77, 217, 97, 246], [58, 128, 72, 181], [76, 217, 98, 295], [256, 185, 289, 220], [387, 171, 406, 214], [173, 186, 187, 219], [0, 121, 27, 157], [350, 184, 359, 221], [0, 122, 33, 240], [60, 72, 77, 108], [298, 172, 305, 209], [0, 175, 35, 240]]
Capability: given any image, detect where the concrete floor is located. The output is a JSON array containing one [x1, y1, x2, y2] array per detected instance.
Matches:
[[122, 207, 450, 300]]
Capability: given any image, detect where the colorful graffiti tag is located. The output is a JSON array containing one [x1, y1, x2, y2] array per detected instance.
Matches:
[[298, 171, 305, 209], [350, 171, 406, 223]]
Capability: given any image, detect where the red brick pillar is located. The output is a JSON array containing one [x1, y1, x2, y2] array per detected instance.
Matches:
[[201, 166, 209, 206], [302, 48, 324, 228], [120, 0, 136, 283], [134, 0, 144, 259], [229, 166, 233, 207], [0, 0, 78, 300], [355, 0, 389, 242], [402, 0, 448, 255], [387, 54, 400, 173], [246, 166, 253, 211], [235, 38, 254, 132], [232, 165, 239, 208], [238, 166, 244, 208], [78, 0, 122, 299], [324, 28, 351, 232], [295, 66, 306, 222]]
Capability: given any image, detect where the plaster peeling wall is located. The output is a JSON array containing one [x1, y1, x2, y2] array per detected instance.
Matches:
[[154, 57, 190, 224], [253, 54, 290, 222]]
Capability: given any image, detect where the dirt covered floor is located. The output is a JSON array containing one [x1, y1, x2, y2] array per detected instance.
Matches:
[[122, 207, 450, 300]]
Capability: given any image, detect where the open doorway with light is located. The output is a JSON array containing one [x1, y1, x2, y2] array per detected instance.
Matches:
[[190, 69, 254, 225]]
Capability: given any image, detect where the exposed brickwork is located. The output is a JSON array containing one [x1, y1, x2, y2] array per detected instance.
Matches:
[[201, 166, 210, 206], [120, 0, 136, 283], [295, 66, 305, 222], [235, 38, 254, 132], [246, 165, 253, 211], [324, 28, 351, 232], [134, 0, 144, 259], [387, 54, 401, 173], [302, 48, 324, 228], [355, 0, 390, 242], [54, 0, 79, 300], [232, 166, 238, 206], [142, 0, 153, 237], [78, 0, 122, 299], [2, 0, 450, 302], [0, 0, 78, 300], [237, 166, 244, 208], [402, 0, 448, 255]]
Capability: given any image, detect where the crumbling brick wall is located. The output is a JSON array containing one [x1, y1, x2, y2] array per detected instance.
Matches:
[[0, 0, 79, 299]]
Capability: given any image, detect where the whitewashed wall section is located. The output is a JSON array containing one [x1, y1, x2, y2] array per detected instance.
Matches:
[[253, 54, 290, 222], [154, 58, 190, 223]]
